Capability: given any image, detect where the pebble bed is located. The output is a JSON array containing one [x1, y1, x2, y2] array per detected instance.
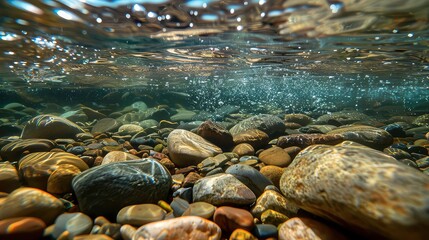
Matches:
[[0, 100, 429, 240]]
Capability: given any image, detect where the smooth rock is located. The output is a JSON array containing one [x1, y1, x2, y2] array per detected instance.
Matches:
[[232, 129, 270, 150], [132, 216, 221, 240], [277, 133, 344, 149], [21, 115, 85, 139], [47, 164, 81, 194], [251, 190, 299, 219], [120, 224, 136, 240], [72, 159, 172, 220], [213, 206, 255, 233], [0, 217, 46, 240], [74, 234, 113, 240], [170, 109, 196, 122], [91, 118, 121, 134], [98, 222, 121, 239], [280, 144, 429, 239], [182, 202, 216, 219], [252, 224, 277, 239], [0, 139, 56, 161], [0, 187, 64, 224], [140, 119, 158, 129], [230, 114, 286, 137], [118, 124, 143, 135], [182, 172, 202, 188], [117, 204, 166, 226], [278, 217, 349, 240], [170, 197, 190, 217], [167, 129, 222, 167], [52, 212, 93, 239], [193, 173, 256, 206], [196, 120, 234, 150], [19, 152, 89, 190], [198, 154, 230, 173], [259, 165, 284, 188], [258, 146, 292, 167], [413, 114, 429, 126], [232, 144, 254, 158], [101, 151, 140, 165], [0, 161, 21, 193], [225, 164, 273, 197], [328, 125, 393, 149]]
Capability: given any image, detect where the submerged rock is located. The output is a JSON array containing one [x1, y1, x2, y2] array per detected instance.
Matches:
[[72, 159, 172, 220], [167, 129, 222, 167], [133, 216, 221, 240], [327, 125, 393, 149], [280, 144, 429, 239], [229, 114, 286, 137], [21, 114, 85, 139]]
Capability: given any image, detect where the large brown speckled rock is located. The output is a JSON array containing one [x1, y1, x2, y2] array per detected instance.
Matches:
[[21, 115, 85, 139], [167, 129, 222, 167], [278, 217, 348, 240], [280, 144, 429, 239], [133, 216, 221, 240]]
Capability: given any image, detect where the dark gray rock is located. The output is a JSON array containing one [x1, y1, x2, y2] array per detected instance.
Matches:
[[229, 114, 285, 137], [72, 159, 172, 220], [225, 164, 273, 197], [328, 125, 393, 150]]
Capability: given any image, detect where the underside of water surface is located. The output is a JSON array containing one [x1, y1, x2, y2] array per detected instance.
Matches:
[[0, 0, 428, 114]]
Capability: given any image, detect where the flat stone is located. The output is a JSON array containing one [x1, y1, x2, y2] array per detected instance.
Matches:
[[117, 204, 166, 226], [52, 212, 93, 239], [193, 173, 256, 206], [232, 143, 255, 157], [225, 164, 273, 197], [170, 197, 190, 217], [91, 118, 121, 134], [170, 109, 196, 122], [182, 172, 202, 188], [183, 202, 216, 219], [230, 114, 286, 137], [0, 187, 64, 224], [167, 129, 222, 167], [196, 120, 234, 150], [278, 217, 349, 240], [18, 152, 89, 191], [21, 115, 85, 139], [140, 119, 159, 129], [316, 110, 371, 125], [72, 159, 171, 220], [413, 114, 429, 126], [74, 234, 113, 240], [133, 216, 221, 240], [213, 206, 255, 233], [327, 125, 393, 149], [0, 139, 56, 161], [197, 154, 230, 173], [101, 151, 140, 165], [259, 165, 284, 188], [251, 190, 299, 219], [233, 129, 270, 150], [277, 133, 344, 149], [82, 107, 107, 120], [0, 217, 46, 240], [0, 161, 21, 193], [258, 146, 292, 167], [118, 124, 143, 135], [280, 144, 429, 239], [131, 101, 148, 112], [284, 113, 313, 126]]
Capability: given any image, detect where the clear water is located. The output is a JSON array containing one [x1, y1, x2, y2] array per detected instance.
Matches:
[[0, 0, 428, 114]]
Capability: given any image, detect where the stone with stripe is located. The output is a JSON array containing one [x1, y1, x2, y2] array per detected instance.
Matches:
[[21, 114, 85, 140]]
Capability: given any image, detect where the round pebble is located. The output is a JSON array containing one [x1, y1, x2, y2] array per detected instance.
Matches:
[[213, 206, 255, 233], [182, 202, 216, 219], [52, 212, 93, 239], [0, 217, 46, 240]]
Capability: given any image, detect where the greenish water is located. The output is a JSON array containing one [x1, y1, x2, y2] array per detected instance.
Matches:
[[0, 0, 428, 114]]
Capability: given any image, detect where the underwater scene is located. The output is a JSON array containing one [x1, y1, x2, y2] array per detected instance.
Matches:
[[0, 0, 429, 239]]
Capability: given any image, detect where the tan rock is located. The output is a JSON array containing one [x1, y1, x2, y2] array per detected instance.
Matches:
[[232, 143, 254, 157], [0, 217, 46, 240], [101, 151, 140, 165], [259, 146, 292, 167], [19, 152, 88, 190], [117, 204, 166, 226], [278, 217, 348, 240], [0, 187, 64, 224], [280, 144, 429, 239], [167, 129, 222, 167], [260, 165, 284, 188], [0, 161, 21, 193], [132, 216, 221, 240], [47, 164, 81, 194], [233, 129, 270, 150]]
